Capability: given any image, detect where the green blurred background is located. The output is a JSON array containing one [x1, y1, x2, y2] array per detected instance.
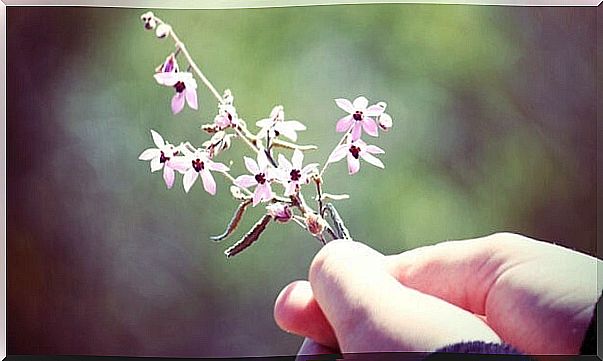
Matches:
[[7, 4, 597, 357]]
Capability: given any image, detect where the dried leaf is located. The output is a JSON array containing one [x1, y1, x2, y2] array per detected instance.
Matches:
[[210, 199, 252, 242], [323, 203, 351, 240], [318, 193, 350, 201], [225, 215, 272, 258], [201, 123, 218, 134]]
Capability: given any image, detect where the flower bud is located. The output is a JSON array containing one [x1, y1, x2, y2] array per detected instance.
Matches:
[[377, 112, 392, 132], [223, 89, 234, 105], [140, 11, 156, 30], [155, 24, 171, 38], [305, 214, 327, 236], [377, 101, 387, 110], [267, 203, 293, 223]]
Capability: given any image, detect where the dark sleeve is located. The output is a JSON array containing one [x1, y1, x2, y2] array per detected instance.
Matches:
[[579, 292, 600, 354]]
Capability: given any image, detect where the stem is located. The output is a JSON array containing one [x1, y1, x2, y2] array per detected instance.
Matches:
[[234, 126, 260, 154], [314, 178, 324, 216], [154, 16, 224, 104], [319, 129, 352, 178]]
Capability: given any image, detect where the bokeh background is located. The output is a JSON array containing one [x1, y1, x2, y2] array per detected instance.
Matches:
[[7, 4, 598, 357]]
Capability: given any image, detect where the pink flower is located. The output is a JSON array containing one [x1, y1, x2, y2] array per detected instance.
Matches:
[[181, 148, 229, 195], [256, 105, 306, 142], [234, 153, 275, 206], [335, 96, 384, 141], [276, 149, 319, 196], [327, 139, 385, 175], [155, 53, 179, 73], [213, 103, 238, 129], [138, 130, 188, 189], [266, 203, 293, 223], [153, 57, 198, 114], [376, 101, 392, 132]]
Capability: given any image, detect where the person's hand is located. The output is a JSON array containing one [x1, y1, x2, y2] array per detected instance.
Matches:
[[274, 233, 601, 355]]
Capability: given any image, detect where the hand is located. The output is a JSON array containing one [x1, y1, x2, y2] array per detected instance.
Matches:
[[274, 233, 600, 355]]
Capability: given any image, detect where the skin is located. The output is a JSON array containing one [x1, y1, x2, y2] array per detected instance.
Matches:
[[274, 233, 601, 355]]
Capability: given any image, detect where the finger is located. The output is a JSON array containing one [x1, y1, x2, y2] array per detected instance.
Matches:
[[384, 234, 506, 315], [296, 338, 339, 361], [309, 239, 501, 352], [274, 280, 338, 349]]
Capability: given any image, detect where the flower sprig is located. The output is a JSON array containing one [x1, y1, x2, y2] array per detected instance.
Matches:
[[138, 12, 394, 257]]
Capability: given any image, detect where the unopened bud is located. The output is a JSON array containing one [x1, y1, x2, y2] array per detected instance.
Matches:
[[155, 23, 171, 38], [140, 11, 156, 30], [305, 214, 327, 236], [377, 112, 392, 132], [230, 185, 247, 201], [377, 101, 387, 110], [223, 89, 234, 105], [267, 203, 293, 223]]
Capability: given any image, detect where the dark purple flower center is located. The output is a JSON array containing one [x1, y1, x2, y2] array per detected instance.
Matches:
[[227, 112, 233, 121], [159, 151, 170, 163], [192, 158, 204, 172], [349, 145, 361, 159], [290, 169, 301, 182], [174, 81, 186, 93], [353, 111, 363, 121], [255, 173, 266, 184]]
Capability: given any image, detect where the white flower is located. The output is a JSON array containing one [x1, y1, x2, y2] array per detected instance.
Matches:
[[180, 148, 229, 195], [256, 105, 306, 142], [234, 153, 276, 206], [138, 130, 188, 189], [275, 149, 319, 196], [335, 96, 384, 141], [327, 138, 385, 175]]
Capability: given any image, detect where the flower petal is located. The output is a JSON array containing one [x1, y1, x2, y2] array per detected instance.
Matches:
[[154, 72, 178, 86], [261, 183, 274, 201], [150, 129, 165, 148], [285, 120, 306, 131], [274, 122, 297, 142], [257, 152, 270, 171], [301, 163, 319, 176], [360, 151, 384, 169], [278, 154, 292, 171], [362, 117, 379, 137], [168, 157, 190, 174], [335, 98, 354, 113], [207, 161, 229, 172], [183, 169, 198, 193], [150, 157, 163, 172], [252, 186, 263, 206], [291, 149, 304, 169], [365, 105, 385, 117], [200, 169, 217, 195], [171, 92, 186, 114], [347, 154, 360, 175], [353, 96, 369, 110], [351, 122, 363, 141], [284, 181, 297, 196], [336, 115, 354, 133], [244, 156, 260, 174], [163, 165, 175, 189], [256, 118, 273, 128], [185, 89, 198, 110], [234, 174, 257, 188], [327, 144, 348, 164], [139, 148, 160, 161], [365, 144, 385, 154]]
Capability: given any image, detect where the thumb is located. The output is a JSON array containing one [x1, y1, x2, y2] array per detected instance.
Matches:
[[308, 239, 501, 353]]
